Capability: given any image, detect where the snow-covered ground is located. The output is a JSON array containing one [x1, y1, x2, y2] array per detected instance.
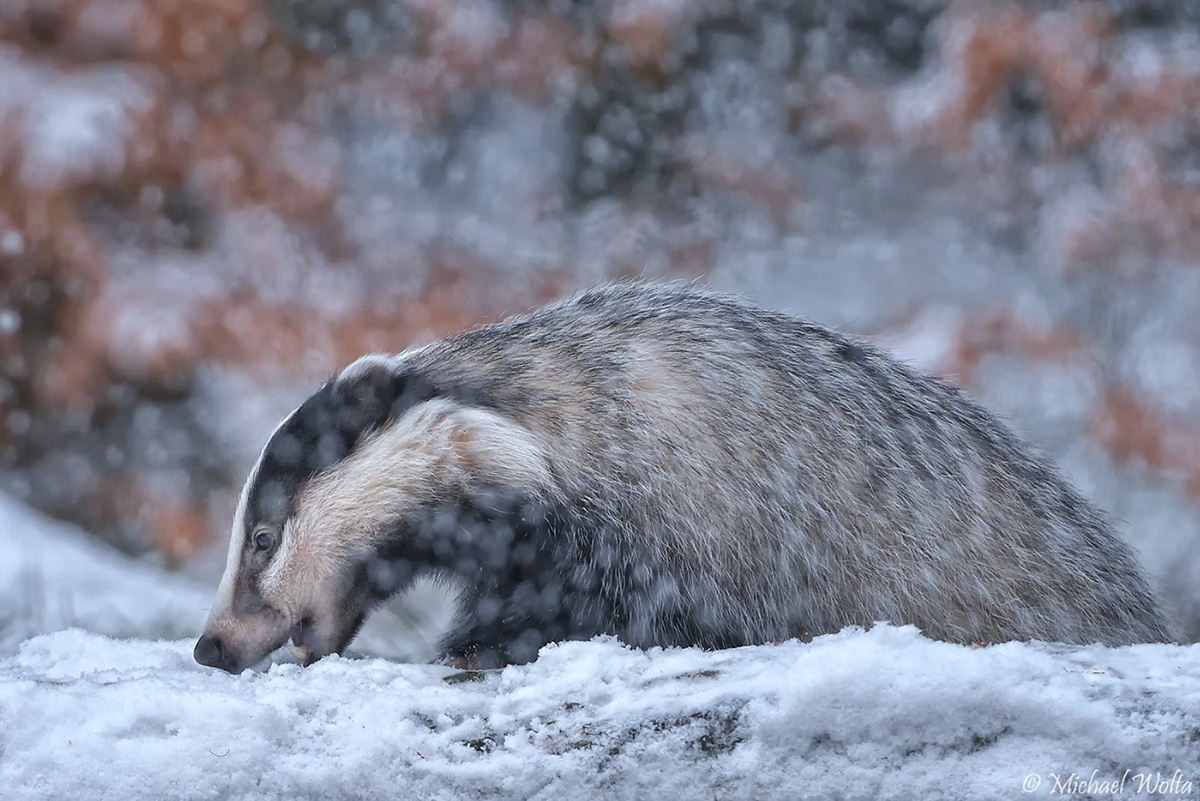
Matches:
[[2, 492, 1198, 800], [3, 628, 1198, 800]]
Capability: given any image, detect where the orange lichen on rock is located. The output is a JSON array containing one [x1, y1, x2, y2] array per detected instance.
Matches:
[[606, 0, 689, 76], [900, 2, 1116, 154], [1090, 384, 1200, 499], [1092, 385, 1172, 471], [923, 2, 1036, 151], [0, 0, 345, 400], [899, 1, 1200, 267], [185, 251, 553, 379], [949, 310, 1086, 386]]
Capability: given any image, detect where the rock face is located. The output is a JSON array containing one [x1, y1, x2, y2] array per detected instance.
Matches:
[[1, 1, 1199, 637]]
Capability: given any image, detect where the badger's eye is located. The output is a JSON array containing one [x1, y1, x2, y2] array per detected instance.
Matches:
[[252, 528, 277, 552]]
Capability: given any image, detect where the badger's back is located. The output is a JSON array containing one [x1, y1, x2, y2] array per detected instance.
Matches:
[[396, 283, 1170, 649]]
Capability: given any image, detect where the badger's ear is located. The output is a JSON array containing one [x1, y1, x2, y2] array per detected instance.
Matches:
[[335, 358, 438, 436]]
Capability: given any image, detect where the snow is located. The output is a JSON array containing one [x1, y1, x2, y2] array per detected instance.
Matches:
[[0, 493, 210, 654], [0, 48, 148, 189], [1, 492, 1198, 800], [2, 627, 1197, 800]]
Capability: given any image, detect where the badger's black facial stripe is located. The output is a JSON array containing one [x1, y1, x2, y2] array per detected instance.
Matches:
[[245, 367, 440, 531]]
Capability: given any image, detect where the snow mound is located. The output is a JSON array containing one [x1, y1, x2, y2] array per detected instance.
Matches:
[[1, 626, 1196, 801], [0, 493, 210, 653]]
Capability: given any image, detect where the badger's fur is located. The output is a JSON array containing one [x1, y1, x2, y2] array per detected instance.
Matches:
[[195, 282, 1172, 672]]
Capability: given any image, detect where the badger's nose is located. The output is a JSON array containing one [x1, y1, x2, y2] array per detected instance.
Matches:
[[194, 634, 238, 673]]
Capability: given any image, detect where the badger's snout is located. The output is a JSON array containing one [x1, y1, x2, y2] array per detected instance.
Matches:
[[194, 633, 239, 673], [194, 600, 292, 673]]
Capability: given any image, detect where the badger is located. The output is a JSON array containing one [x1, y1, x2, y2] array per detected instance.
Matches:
[[194, 282, 1171, 672]]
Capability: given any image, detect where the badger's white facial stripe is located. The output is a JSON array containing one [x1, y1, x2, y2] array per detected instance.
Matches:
[[207, 402, 305, 625]]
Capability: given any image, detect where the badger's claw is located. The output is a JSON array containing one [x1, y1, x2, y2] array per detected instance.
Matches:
[[289, 617, 317, 665], [288, 643, 311, 662]]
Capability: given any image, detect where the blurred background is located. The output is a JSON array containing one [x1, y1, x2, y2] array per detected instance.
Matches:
[[2, 0, 1199, 642]]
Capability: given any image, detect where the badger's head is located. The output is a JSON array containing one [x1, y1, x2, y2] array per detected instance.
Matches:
[[194, 355, 554, 673]]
